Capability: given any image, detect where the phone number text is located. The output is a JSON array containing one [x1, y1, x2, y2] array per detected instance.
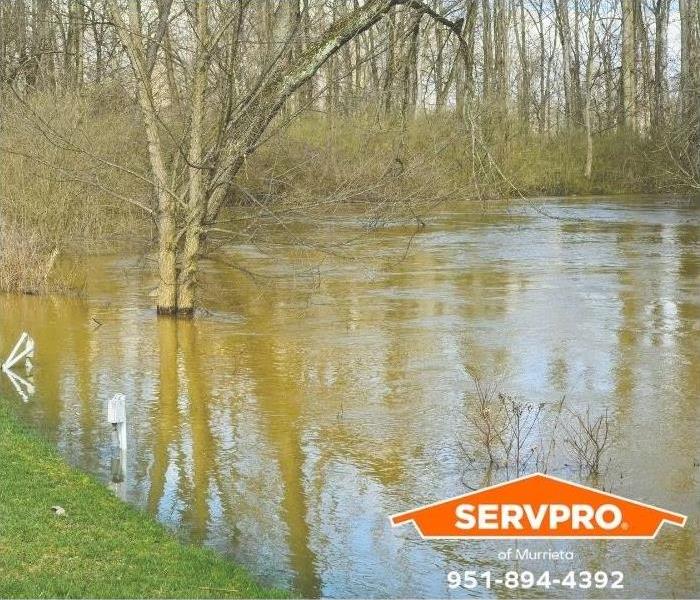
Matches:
[[447, 570, 624, 590]]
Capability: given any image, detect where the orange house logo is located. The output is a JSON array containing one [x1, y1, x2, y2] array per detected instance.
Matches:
[[390, 473, 686, 539]]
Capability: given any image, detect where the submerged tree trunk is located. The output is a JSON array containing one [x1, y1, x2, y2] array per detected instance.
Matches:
[[177, 0, 209, 315], [107, 0, 177, 314]]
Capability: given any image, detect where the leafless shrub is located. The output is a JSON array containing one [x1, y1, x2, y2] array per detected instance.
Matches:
[[460, 371, 615, 480], [465, 368, 503, 465], [0, 92, 149, 250], [563, 407, 612, 477], [498, 394, 546, 478], [0, 218, 80, 295], [461, 369, 545, 477]]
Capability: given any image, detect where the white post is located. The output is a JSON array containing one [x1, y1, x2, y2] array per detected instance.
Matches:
[[107, 394, 127, 499], [2, 332, 34, 372], [107, 393, 127, 457], [107, 393, 127, 496]]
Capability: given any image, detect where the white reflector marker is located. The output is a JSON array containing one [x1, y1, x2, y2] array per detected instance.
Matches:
[[108, 393, 128, 498], [2, 332, 35, 402]]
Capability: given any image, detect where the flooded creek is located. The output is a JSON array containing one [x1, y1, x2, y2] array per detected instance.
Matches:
[[0, 197, 698, 597]]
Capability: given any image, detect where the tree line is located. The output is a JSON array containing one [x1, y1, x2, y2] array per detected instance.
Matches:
[[1, 0, 698, 314], [3, 1, 699, 130]]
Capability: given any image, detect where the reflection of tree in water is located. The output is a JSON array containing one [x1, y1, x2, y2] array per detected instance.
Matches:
[[143, 305, 321, 596], [147, 318, 181, 516], [242, 304, 321, 597]]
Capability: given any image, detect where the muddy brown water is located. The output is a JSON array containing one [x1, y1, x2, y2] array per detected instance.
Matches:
[[1, 197, 698, 598]]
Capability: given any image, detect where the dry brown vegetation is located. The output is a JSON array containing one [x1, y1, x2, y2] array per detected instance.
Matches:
[[0, 91, 690, 296], [0, 90, 149, 294], [563, 407, 612, 476], [0, 90, 148, 243], [249, 113, 680, 203], [0, 218, 81, 295]]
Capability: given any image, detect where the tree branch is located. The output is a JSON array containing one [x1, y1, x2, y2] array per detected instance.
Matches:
[[206, 0, 470, 221]]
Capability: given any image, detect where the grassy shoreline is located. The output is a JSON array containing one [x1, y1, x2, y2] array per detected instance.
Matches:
[[0, 404, 286, 599]]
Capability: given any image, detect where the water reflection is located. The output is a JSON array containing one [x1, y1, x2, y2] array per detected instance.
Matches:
[[0, 197, 698, 598]]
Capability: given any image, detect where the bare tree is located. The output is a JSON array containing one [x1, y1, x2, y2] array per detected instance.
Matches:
[[105, 0, 467, 315], [584, 0, 601, 177]]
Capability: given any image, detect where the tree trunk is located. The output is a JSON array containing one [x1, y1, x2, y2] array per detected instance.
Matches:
[[493, 0, 508, 105], [621, 0, 636, 128], [554, 0, 575, 125], [382, 7, 397, 114], [401, 12, 422, 120], [66, 0, 84, 89], [652, 0, 669, 129], [177, 0, 209, 315], [107, 0, 178, 314], [635, 0, 651, 131], [434, 8, 445, 111], [513, 0, 529, 127], [585, 0, 600, 178], [481, 0, 493, 100]]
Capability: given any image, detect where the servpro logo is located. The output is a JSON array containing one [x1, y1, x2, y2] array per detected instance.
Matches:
[[390, 473, 686, 539]]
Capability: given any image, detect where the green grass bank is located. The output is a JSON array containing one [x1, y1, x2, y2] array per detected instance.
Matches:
[[0, 404, 286, 599]]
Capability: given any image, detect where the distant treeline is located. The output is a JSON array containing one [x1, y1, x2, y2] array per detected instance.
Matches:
[[1, 1, 699, 137]]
